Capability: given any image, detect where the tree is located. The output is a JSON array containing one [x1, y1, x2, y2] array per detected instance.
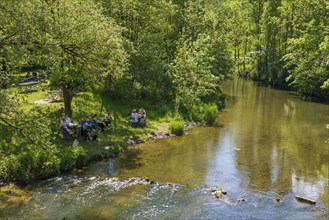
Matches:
[[101, 0, 178, 101], [169, 0, 232, 118], [283, 0, 329, 98], [1, 0, 128, 116]]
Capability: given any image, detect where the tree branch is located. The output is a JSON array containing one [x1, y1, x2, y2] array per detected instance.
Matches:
[[0, 115, 48, 151]]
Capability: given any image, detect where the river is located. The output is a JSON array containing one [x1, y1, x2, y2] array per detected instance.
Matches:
[[1, 78, 328, 219]]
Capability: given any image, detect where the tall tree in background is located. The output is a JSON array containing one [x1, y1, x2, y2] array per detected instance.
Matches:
[[225, 0, 328, 99], [283, 0, 328, 97], [170, 0, 232, 117], [223, 0, 254, 75], [101, 0, 233, 110], [100, 0, 178, 101]]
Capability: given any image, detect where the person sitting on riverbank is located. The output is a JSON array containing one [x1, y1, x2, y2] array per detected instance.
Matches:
[[104, 112, 113, 128], [64, 115, 74, 130], [89, 115, 98, 130], [92, 114, 105, 132], [131, 109, 139, 127], [81, 117, 92, 140], [65, 115, 71, 126], [138, 107, 146, 126], [60, 118, 72, 137]]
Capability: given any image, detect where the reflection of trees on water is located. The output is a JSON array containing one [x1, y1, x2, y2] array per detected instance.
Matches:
[[224, 78, 328, 200], [118, 127, 221, 185]]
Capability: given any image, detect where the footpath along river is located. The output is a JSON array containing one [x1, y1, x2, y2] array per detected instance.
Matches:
[[1, 78, 328, 219]]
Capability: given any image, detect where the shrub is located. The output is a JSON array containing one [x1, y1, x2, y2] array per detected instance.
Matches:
[[60, 147, 76, 171], [169, 119, 185, 136], [0, 155, 20, 182], [59, 146, 87, 170], [203, 103, 218, 124], [71, 146, 88, 168], [34, 151, 60, 179]]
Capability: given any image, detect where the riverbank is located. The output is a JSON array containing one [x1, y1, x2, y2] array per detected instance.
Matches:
[[0, 88, 222, 184]]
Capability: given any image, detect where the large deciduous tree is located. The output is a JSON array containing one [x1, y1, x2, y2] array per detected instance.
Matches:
[[1, 0, 128, 116]]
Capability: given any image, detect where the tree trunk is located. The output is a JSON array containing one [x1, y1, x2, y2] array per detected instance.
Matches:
[[244, 37, 248, 75], [237, 46, 240, 75], [62, 84, 73, 117]]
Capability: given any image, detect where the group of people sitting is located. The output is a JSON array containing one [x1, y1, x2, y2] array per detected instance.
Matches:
[[60, 112, 113, 141], [80, 113, 112, 141], [130, 107, 146, 127], [59, 115, 78, 138], [60, 107, 147, 140]]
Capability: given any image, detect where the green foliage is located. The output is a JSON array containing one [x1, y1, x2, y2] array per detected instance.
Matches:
[[283, 18, 329, 98], [226, 0, 328, 99], [0, 150, 61, 184], [60, 147, 76, 171], [0, 155, 20, 182], [1, 0, 128, 115], [53, 145, 87, 170], [170, 35, 223, 119], [202, 103, 218, 125], [169, 119, 185, 136], [71, 146, 88, 168], [102, 0, 177, 102]]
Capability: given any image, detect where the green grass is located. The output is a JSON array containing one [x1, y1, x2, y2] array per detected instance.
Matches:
[[1, 86, 175, 164]]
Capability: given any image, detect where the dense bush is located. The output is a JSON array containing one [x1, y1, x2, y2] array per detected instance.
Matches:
[[203, 103, 219, 125], [169, 119, 185, 136], [60, 146, 87, 170], [71, 146, 88, 168], [60, 147, 77, 171], [0, 150, 61, 184], [0, 146, 87, 184]]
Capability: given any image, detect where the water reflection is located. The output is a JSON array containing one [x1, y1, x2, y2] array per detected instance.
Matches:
[[111, 127, 222, 185], [220, 78, 329, 208]]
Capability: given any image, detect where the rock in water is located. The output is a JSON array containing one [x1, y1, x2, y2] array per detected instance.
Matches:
[[295, 195, 316, 205], [214, 190, 224, 198]]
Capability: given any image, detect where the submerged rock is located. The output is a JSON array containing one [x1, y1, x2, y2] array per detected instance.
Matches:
[[237, 198, 246, 202], [211, 188, 227, 198], [276, 197, 282, 203], [295, 195, 316, 205], [214, 190, 224, 198]]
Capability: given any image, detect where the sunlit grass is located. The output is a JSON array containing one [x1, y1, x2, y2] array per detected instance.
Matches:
[[1, 85, 174, 162]]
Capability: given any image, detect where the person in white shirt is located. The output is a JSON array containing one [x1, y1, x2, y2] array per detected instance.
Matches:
[[131, 109, 139, 126], [60, 118, 71, 133], [65, 115, 71, 126]]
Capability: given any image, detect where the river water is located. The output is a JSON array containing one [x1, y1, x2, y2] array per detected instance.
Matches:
[[1, 78, 328, 219]]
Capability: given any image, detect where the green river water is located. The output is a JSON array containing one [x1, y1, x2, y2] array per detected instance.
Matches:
[[1, 78, 328, 219]]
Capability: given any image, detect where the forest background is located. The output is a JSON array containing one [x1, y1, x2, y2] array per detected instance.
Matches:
[[0, 0, 328, 184]]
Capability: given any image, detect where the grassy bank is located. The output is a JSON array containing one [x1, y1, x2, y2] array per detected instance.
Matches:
[[0, 87, 178, 184], [0, 84, 223, 184]]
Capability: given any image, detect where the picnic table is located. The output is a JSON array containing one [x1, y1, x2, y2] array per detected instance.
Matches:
[[47, 89, 63, 101], [21, 76, 38, 83], [18, 81, 39, 93]]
